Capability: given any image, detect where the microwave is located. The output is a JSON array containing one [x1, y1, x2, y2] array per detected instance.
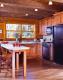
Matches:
[[46, 27, 53, 35], [43, 35, 53, 42]]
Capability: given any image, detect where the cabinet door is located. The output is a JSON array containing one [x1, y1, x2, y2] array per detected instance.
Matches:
[[42, 19, 48, 35], [47, 17, 52, 27], [36, 43, 42, 59], [26, 43, 42, 59], [23, 44, 38, 59], [51, 15, 61, 26], [60, 13, 63, 24], [0, 23, 5, 40], [39, 21, 42, 35]]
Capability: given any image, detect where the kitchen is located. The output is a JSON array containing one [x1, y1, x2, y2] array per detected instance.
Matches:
[[0, 0, 63, 80]]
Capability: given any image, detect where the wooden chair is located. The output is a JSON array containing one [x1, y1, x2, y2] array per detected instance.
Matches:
[[0, 43, 12, 77]]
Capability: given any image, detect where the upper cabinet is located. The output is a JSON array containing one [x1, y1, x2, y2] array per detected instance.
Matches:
[[39, 18, 48, 35], [42, 19, 48, 35], [60, 12, 63, 24], [39, 20, 42, 35], [0, 23, 5, 40], [47, 17, 52, 27], [39, 12, 63, 36], [51, 14, 61, 26]]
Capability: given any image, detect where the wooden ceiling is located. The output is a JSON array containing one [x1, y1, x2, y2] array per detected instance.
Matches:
[[52, 0, 63, 3], [0, 0, 63, 20]]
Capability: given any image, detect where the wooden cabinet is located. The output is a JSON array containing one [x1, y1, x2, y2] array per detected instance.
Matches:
[[0, 23, 5, 40], [39, 17, 52, 36], [39, 13, 61, 36], [42, 19, 48, 35], [60, 12, 63, 24], [27, 44, 37, 59], [47, 17, 52, 27], [22, 44, 38, 59], [36, 43, 42, 59], [51, 14, 61, 26], [39, 12, 63, 38], [39, 20, 42, 35], [39, 19, 48, 36], [22, 43, 42, 59]]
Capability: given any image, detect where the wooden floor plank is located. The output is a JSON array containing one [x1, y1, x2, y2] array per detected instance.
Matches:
[[0, 58, 63, 80]]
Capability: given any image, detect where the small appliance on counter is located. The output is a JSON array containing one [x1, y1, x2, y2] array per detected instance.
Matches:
[[40, 39, 43, 42]]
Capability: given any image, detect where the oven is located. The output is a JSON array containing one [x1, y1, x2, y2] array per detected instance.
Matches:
[[42, 42, 53, 61]]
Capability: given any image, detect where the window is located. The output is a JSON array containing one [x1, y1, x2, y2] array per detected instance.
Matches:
[[22, 24, 35, 38], [6, 24, 35, 38]]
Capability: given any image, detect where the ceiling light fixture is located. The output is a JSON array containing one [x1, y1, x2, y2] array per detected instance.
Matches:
[[49, 0, 53, 5], [0, 3, 4, 7], [25, 13, 28, 16], [35, 9, 38, 11]]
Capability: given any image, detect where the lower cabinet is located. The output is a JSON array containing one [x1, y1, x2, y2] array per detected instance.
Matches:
[[26, 44, 38, 59], [22, 43, 42, 59], [36, 43, 42, 59]]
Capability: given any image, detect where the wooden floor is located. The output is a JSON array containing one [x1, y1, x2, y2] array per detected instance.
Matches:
[[0, 58, 63, 80]]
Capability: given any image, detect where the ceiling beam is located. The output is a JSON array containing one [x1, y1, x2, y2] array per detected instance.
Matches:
[[52, 0, 63, 3], [0, 7, 53, 17], [0, 2, 58, 12]]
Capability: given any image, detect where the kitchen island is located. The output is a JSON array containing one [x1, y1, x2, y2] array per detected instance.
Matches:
[[21, 41, 42, 59], [8, 41, 42, 59]]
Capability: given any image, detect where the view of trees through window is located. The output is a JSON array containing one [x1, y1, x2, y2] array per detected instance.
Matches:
[[6, 24, 35, 38]]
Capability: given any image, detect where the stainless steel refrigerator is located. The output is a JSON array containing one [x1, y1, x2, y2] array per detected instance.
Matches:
[[53, 24, 63, 64], [42, 24, 63, 65]]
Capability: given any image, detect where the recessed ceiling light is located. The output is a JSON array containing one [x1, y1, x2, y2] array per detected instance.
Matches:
[[35, 9, 38, 11], [49, 0, 53, 5], [25, 13, 28, 16], [0, 4, 4, 7]]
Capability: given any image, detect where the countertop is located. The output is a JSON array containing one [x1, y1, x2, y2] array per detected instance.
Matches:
[[21, 41, 42, 44], [8, 41, 42, 44]]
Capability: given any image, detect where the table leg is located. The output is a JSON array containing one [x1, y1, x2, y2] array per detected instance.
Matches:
[[16, 53, 19, 70], [23, 51, 27, 78], [12, 51, 15, 78]]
